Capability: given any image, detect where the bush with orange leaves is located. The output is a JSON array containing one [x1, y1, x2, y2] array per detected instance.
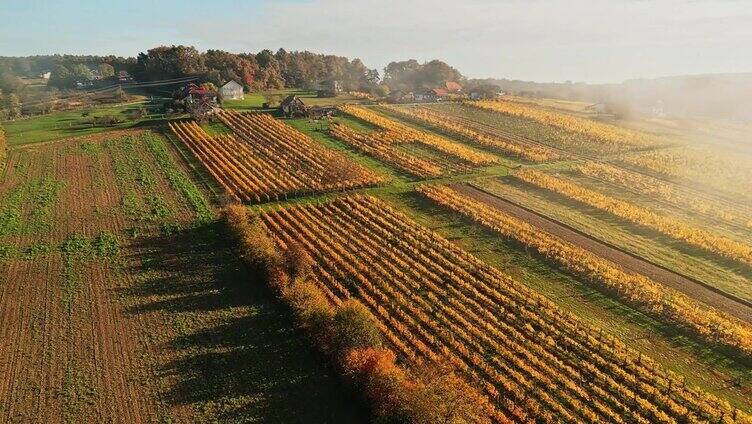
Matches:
[[343, 349, 492, 424], [342, 347, 409, 419]]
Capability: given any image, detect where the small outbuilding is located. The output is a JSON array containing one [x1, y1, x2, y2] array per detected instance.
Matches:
[[220, 80, 244, 100], [279, 95, 308, 117]]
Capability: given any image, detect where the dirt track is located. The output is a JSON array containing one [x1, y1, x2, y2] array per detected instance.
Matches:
[[452, 183, 752, 324]]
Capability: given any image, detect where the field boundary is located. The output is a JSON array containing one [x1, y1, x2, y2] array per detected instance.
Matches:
[[160, 125, 223, 203]]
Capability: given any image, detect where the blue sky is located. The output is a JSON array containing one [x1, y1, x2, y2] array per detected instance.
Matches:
[[2, 0, 751, 83]]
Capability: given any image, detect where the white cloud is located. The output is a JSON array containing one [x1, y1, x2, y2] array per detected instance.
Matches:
[[183, 0, 752, 82]]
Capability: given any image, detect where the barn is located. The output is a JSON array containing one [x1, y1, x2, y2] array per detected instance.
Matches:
[[279, 95, 308, 117], [220, 80, 244, 100]]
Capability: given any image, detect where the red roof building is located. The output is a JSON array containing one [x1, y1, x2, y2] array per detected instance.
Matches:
[[178, 83, 218, 107], [445, 81, 463, 93]]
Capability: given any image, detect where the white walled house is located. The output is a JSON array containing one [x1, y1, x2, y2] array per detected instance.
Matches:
[[220, 80, 244, 100]]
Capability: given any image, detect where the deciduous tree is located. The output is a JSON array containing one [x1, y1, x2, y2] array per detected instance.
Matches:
[[99, 63, 115, 78]]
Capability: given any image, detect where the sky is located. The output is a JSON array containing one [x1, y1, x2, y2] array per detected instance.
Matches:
[[1, 0, 751, 83]]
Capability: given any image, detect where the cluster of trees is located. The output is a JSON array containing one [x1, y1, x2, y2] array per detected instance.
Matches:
[[382, 59, 463, 92], [136, 46, 380, 92], [0, 55, 135, 118], [48, 62, 117, 88], [222, 205, 489, 424], [0, 89, 22, 120]]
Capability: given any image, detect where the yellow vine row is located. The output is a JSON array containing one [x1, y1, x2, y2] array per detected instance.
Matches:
[[379, 104, 559, 163], [622, 148, 752, 200], [329, 122, 443, 178], [417, 184, 752, 357], [514, 169, 752, 267], [338, 104, 499, 166], [465, 99, 656, 147], [169, 113, 383, 203], [577, 161, 752, 228], [262, 194, 750, 423]]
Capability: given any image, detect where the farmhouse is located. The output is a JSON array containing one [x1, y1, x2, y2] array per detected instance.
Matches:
[[220, 80, 244, 100], [414, 89, 437, 102], [387, 90, 413, 103], [444, 81, 463, 93], [415, 88, 451, 102], [469, 87, 503, 100], [179, 83, 218, 105]]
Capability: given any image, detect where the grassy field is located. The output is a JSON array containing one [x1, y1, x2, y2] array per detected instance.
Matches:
[[222, 88, 368, 111], [2, 101, 162, 146]]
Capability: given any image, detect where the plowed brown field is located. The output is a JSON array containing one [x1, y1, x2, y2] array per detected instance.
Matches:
[[0, 130, 360, 423]]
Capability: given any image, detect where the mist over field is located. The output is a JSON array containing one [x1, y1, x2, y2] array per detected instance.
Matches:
[[2, 1, 752, 423]]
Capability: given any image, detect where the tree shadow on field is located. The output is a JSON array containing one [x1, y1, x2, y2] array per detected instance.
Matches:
[[122, 222, 365, 423]]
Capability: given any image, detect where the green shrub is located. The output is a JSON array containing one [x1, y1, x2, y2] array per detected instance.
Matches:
[[0, 126, 6, 173], [222, 204, 280, 277], [284, 279, 334, 340], [331, 300, 383, 354], [283, 242, 314, 281]]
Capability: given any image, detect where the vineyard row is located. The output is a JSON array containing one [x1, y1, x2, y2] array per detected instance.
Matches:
[[513, 169, 752, 267], [261, 194, 748, 423]]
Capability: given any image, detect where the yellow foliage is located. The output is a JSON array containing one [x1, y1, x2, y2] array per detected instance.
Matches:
[[623, 147, 752, 201], [338, 104, 499, 166], [169, 111, 383, 203], [577, 161, 752, 228], [417, 184, 752, 356], [380, 104, 560, 162], [466, 99, 656, 147], [262, 194, 751, 422], [515, 169, 752, 267]]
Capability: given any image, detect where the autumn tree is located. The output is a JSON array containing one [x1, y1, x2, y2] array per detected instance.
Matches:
[[283, 242, 315, 281], [406, 361, 491, 424], [99, 63, 115, 78], [136, 45, 207, 80], [49, 64, 72, 88], [71, 63, 93, 80], [383, 59, 463, 92], [6, 93, 21, 119], [331, 300, 383, 353]]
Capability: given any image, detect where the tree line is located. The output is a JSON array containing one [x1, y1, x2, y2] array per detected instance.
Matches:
[[0, 46, 471, 120]]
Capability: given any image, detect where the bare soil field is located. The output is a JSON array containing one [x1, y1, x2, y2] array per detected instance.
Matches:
[[0, 130, 360, 423]]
